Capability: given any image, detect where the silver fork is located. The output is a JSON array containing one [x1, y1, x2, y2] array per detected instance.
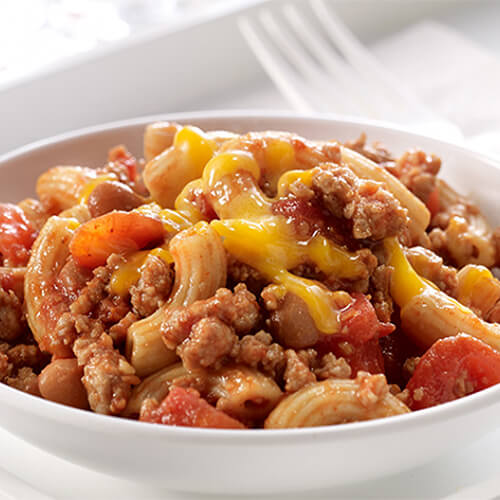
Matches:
[[238, 0, 463, 142]]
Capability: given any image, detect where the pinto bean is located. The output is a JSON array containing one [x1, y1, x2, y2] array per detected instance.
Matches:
[[87, 181, 144, 218], [39, 358, 89, 410], [269, 293, 320, 349]]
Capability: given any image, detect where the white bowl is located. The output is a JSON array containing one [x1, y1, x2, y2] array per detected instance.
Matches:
[[0, 111, 499, 495]]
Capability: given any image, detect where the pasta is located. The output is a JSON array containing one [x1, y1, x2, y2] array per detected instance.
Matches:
[[265, 372, 409, 429], [144, 127, 218, 208], [125, 221, 227, 376], [0, 122, 499, 429], [36, 166, 99, 214], [24, 216, 80, 356], [206, 365, 283, 423], [340, 147, 430, 244], [144, 122, 181, 162], [124, 362, 187, 416]]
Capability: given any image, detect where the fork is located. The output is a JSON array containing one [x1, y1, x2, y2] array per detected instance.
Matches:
[[238, 0, 463, 143]]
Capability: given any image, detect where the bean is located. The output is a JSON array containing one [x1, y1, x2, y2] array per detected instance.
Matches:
[[87, 181, 144, 218], [269, 292, 320, 349], [39, 358, 89, 410]]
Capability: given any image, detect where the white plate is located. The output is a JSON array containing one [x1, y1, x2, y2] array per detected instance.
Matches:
[[0, 111, 499, 495]]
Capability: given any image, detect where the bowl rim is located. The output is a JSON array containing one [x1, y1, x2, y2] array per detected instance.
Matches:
[[1, 109, 500, 444]]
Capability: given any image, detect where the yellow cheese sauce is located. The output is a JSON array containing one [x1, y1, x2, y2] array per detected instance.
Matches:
[[384, 237, 472, 315], [173, 126, 215, 179], [117, 130, 431, 335], [78, 174, 116, 204], [203, 147, 368, 334], [110, 247, 173, 297], [457, 265, 494, 304], [135, 203, 193, 232]]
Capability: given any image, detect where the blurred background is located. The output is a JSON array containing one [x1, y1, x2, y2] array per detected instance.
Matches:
[[1, 0, 500, 155]]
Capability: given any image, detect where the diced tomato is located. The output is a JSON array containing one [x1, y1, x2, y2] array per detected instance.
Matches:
[[272, 198, 327, 238], [339, 293, 394, 345], [345, 339, 385, 375], [69, 211, 165, 268], [108, 145, 137, 182], [425, 186, 440, 217], [406, 334, 500, 410], [140, 386, 245, 429], [0, 203, 37, 266], [317, 338, 384, 376], [316, 294, 392, 376]]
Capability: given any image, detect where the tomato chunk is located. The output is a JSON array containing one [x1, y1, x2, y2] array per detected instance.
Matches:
[[140, 387, 245, 429], [316, 337, 385, 376], [69, 211, 165, 268], [108, 145, 137, 182], [316, 295, 392, 376], [339, 293, 395, 344], [406, 334, 500, 410], [0, 203, 37, 266]]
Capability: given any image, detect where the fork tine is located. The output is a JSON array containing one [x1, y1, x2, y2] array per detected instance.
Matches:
[[238, 15, 315, 113], [258, 9, 322, 84], [311, 0, 434, 119], [281, 3, 380, 118], [257, 9, 355, 115]]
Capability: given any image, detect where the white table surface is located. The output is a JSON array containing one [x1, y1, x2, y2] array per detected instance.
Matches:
[[3, 423, 500, 499], [2, 1, 500, 498]]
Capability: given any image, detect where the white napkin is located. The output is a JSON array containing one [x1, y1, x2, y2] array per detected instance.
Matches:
[[371, 21, 500, 155]]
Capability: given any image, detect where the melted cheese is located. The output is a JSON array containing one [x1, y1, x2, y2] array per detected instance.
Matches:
[[276, 169, 314, 198], [135, 203, 193, 232], [202, 151, 271, 218], [457, 265, 494, 304], [66, 218, 80, 231], [202, 145, 373, 334], [110, 247, 173, 297], [78, 174, 116, 203], [109, 203, 191, 296], [385, 237, 470, 314], [384, 237, 428, 307], [174, 179, 205, 222], [211, 216, 363, 333], [264, 139, 296, 179], [173, 126, 215, 177]]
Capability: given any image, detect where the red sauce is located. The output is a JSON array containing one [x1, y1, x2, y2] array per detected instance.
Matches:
[[0, 203, 37, 266]]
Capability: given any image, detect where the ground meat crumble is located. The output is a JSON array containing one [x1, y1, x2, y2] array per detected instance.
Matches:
[[130, 254, 174, 318], [312, 164, 409, 241]]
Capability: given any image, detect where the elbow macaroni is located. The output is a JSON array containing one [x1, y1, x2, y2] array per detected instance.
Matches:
[[36, 166, 99, 214], [125, 221, 227, 377], [24, 216, 80, 355], [206, 365, 283, 423], [2, 121, 499, 428], [265, 372, 409, 429]]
